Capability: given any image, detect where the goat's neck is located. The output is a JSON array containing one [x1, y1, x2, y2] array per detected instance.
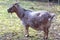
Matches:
[[15, 6, 25, 19]]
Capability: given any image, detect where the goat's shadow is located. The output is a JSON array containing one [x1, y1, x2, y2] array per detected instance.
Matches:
[[23, 35, 44, 40]]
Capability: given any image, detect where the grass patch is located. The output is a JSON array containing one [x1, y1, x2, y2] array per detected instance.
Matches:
[[0, 0, 60, 40]]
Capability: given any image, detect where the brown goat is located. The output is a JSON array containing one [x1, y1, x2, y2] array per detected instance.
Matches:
[[7, 3, 55, 40]]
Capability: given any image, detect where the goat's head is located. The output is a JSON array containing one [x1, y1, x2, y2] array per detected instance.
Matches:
[[7, 3, 19, 13]]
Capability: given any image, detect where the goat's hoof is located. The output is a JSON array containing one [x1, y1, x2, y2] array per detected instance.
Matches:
[[25, 35, 34, 38], [43, 38, 48, 40], [25, 35, 29, 37]]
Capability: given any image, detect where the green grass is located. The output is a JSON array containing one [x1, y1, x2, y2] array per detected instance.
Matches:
[[0, 0, 60, 40]]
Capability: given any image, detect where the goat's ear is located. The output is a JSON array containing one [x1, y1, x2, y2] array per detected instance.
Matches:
[[14, 4, 17, 8], [14, 4, 19, 8]]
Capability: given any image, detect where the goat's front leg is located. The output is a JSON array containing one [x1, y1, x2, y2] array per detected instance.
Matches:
[[24, 25, 29, 37], [44, 27, 49, 40]]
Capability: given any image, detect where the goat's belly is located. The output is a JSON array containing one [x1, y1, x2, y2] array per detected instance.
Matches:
[[29, 22, 51, 31], [30, 24, 45, 31]]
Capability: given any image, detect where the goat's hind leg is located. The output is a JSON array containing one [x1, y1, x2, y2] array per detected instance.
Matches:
[[44, 27, 49, 40]]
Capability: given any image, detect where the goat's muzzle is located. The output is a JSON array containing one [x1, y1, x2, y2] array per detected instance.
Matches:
[[7, 8, 13, 13]]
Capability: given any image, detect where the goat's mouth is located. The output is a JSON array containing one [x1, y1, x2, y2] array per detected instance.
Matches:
[[8, 11, 13, 13], [7, 9, 13, 13]]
